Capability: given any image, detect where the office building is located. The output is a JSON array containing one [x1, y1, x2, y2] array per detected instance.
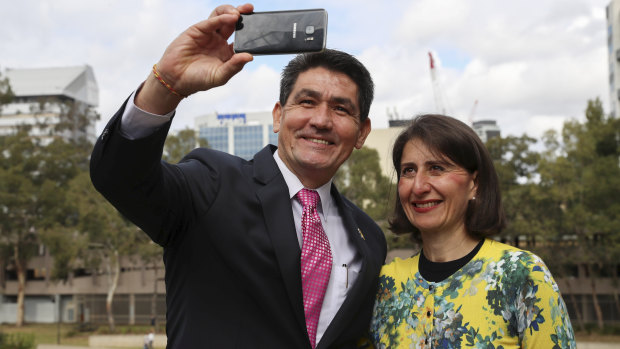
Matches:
[[0, 65, 99, 144], [195, 111, 278, 160], [472, 119, 501, 143]]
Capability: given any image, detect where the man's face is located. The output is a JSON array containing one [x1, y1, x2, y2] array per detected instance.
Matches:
[[273, 67, 371, 188]]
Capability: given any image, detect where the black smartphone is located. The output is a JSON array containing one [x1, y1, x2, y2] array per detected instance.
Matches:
[[234, 9, 327, 55]]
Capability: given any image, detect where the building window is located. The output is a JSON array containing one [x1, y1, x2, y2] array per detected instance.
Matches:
[[200, 126, 228, 153], [268, 124, 278, 146], [234, 125, 263, 160]]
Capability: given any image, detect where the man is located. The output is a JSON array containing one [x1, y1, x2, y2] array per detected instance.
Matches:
[[90, 3, 386, 348]]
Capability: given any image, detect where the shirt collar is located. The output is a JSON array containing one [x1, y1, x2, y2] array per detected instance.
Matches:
[[273, 149, 334, 215]]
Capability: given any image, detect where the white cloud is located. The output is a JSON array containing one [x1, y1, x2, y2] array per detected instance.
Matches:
[[0, 0, 611, 140]]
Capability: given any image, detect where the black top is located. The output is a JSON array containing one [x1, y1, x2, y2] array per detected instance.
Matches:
[[419, 239, 485, 282]]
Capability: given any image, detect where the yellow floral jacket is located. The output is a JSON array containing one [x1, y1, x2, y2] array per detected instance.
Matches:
[[366, 239, 575, 348]]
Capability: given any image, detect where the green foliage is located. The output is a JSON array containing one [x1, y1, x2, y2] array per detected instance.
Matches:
[[163, 127, 208, 163], [0, 127, 90, 275], [334, 146, 418, 250], [534, 98, 620, 267], [29, 96, 100, 144], [487, 98, 619, 328], [384, 231, 419, 251], [478, 97, 620, 325], [334, 146, 395, 222], [486, 134, 540, 185], [0, 96, 99, 325], [0, 69, 15, 109], [486, 135, 542, 246], [0, 332, 36, 349]]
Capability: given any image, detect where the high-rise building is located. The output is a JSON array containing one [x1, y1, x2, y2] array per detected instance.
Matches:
[[472, 119, 501, 143], [195, 111, 278, 160], [0, 65, 99, 143], [608, 0, 620, 117]]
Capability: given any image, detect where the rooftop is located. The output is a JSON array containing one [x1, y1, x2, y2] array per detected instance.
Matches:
[[4, 65, 98, 107]]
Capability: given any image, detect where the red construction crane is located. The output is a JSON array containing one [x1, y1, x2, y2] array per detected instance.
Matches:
[[429, 52, 477, 123], [428, 52, 451, 115]]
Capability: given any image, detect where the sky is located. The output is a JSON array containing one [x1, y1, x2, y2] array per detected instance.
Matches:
[[0, 0, 611, 140]]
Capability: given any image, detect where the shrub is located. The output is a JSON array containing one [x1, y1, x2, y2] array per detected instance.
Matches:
[[0, 332, 36, 349]]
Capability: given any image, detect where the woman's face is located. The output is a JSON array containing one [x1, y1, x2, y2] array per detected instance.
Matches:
[[398, 138, 477, 238]]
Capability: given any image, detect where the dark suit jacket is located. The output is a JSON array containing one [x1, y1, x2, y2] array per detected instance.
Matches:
[[90, 101, 387, 348]]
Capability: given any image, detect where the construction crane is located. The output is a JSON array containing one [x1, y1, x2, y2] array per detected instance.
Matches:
[[428, 52, 451, 115], [429, 52, 478, 124], [468, 99, 478, 126]]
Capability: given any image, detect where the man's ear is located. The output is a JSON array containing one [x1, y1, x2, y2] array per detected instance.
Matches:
[[272, 102, 282, 133], [355, 118, 372, 149]]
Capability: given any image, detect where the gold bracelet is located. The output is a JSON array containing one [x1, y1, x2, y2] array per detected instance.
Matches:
[[152, 64, 186, 98]]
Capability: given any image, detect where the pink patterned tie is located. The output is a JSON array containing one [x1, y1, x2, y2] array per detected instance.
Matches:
[[297, 189, 333, 349]]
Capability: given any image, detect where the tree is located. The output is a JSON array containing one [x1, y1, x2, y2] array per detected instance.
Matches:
[[136, 235, 164, 329], [0, 91, 95, 326], [0, 129, 89, 325], [66, 171, 139, 331], [334, 146, 401, 248], [335, 146, 393, 222], [486, 135, 541, 246], [163, 127, 208, 163], [536, 98, 620, 330], [0, 69, 14, 110]]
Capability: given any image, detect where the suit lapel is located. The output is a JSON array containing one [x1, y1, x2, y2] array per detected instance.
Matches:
[[317, 186, 376, 349], [253, 146, 308, 337]]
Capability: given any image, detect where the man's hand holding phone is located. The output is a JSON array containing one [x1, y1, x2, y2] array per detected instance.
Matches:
[[134, 3, 328, 115], [135, 3, 255, 115]]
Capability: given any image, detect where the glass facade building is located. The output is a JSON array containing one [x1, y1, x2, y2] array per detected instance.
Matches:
[[195, 111, 277, 160], [200, 126, 228, 153], [234, 125, 264, 160]]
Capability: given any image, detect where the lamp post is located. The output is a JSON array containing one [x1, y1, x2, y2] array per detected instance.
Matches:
[[55, 294, 61, 344]]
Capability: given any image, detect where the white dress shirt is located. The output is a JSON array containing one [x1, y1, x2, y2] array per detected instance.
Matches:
[[120, 91, 362, 343], [273, 151, 362, 343]]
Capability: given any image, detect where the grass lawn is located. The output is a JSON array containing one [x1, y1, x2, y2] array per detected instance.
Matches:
[[1, 323, 619, 347], [0, 323, 158, 347], [0, 323, 90, 346]]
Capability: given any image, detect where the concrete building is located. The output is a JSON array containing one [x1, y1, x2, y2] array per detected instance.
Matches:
[[0, 65, 156, 326], [608, 0, 620, 117], [472, 119, 501, 143], [0, 253, 165, 326], [363, 125, 404, 181], [0, 65, 99, 144]]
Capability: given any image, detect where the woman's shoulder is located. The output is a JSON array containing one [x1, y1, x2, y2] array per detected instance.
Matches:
[[481, 239, 542, 261], [380, 253, 421, 279], [482, 239, 558, 287]]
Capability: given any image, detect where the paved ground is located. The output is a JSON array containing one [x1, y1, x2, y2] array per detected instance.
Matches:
[[38, 346, 108, 349], [578, 343, 620, 349], [37, 341, 620, 349]]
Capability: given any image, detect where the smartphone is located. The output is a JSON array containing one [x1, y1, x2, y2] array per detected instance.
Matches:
[[234, 9, 327, 55]]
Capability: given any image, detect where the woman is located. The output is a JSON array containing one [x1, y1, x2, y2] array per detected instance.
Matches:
[[368, 114, 575, 348]]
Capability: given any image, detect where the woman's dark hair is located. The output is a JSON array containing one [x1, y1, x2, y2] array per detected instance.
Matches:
[[389, 114, 506, 242], [279, 49, 374, 122]]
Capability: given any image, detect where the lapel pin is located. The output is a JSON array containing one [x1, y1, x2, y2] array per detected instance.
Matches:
[[358, 228, 365, 240]]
